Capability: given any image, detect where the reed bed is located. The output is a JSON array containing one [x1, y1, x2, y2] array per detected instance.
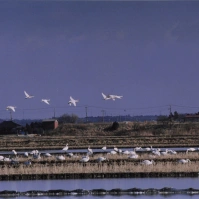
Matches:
[[0, 151, 199, 175], [0, 160, 198, 175]]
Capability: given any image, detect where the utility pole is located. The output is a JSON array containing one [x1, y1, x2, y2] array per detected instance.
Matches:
[[124, 109, 126, 121], [85, 106, 88, 123], [169, 105, 172, 115], [10, 110, 12, 121], [53, 107, 56, 118], [101, 110, 105, 122], [168, 105, 172, 129]]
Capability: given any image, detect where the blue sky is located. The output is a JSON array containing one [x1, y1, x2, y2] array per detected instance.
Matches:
[[0, 1, 199, 119]]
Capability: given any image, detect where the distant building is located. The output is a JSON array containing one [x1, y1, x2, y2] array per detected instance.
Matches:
[[0, 121, 23, 135], [42, 119, 58, 130], [184, 114, 199, 122]]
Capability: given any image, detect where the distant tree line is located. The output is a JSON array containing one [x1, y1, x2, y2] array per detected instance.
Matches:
[[57, 114, 78, 124], [157, 111, 185, 124]]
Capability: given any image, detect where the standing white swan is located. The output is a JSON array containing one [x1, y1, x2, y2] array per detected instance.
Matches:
[[128, 154, 139, 159], [68, 96, 79, 106], [44, 153, 52, 157], [186, 148, 196, 153], [0, 156, 4, 161], [161, 149, 169, 156], [144, 146, 153, 151], [141, 160, 155, 165], [24, 91, 34, 99], [24, 152, 29, 158], [113, 146, 119, 152], [178, 159, 191, 164], [152, 149, 161, 156], [102, 146, 107, 151], [80, 155, 89, 163], [62, 143, 69, 151], [56, 155, 65, 161], [41, 99, 50, 105], [96, 156, 107, 163], [107, 150, 117, 155], [168, 149, 177, 155], [87, 146, 93, 154], [12, 150, 17, 157]]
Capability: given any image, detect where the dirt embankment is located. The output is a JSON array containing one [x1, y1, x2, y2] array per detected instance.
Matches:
[[1, 122, 199, 150]]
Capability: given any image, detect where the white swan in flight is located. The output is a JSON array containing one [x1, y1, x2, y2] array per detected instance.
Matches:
[[68, 96, 79, 106], [102, 93, 123, 101], [41, 99, 50, 105], [6, 106, 16, 112], [24, 91, 34, 99]]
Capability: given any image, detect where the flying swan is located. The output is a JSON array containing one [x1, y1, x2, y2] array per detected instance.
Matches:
[[6, 106, 16, 112], [24, 91, 34, 99], [102, 93, 123, 101], [68, 96, 79, 106], [41, 99, 50, 105]]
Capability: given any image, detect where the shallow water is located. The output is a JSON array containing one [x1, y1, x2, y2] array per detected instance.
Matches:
[[1, 178, 199, 191], [0, 146, 194, 155], [1, 178, 199, 198]]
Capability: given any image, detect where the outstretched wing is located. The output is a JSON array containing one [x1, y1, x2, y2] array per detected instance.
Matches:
[[69, 96, 78, 106], [102, 93, 107, 100], [70, 96, 74, 101], [110, 95, 123, 99], [45, 100, 50, 105], [24, 91, 29, 98], [115, 95, 123, 99]]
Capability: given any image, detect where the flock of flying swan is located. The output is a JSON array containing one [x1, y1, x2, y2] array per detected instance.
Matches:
[[6, 91, 123, 113]]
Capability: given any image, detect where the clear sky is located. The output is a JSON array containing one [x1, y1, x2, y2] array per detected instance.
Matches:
[[0, 1, 199, 120]]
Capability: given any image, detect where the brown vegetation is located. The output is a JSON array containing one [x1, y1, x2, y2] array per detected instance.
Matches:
[[0, 121, 199, 176], [0, 121, 199, 151]]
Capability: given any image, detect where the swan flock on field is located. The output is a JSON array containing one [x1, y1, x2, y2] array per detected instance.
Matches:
[[0, 144, 196, 168]]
